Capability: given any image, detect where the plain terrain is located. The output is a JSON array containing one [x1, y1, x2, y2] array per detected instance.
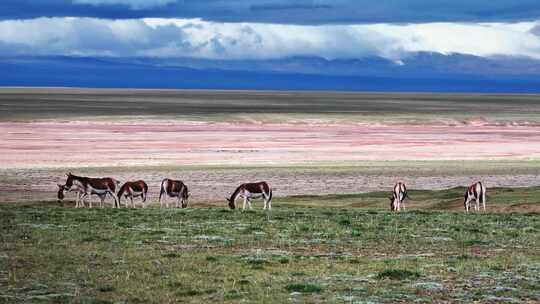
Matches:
[[1, 187, 539, 303], [1, 88, 540, 303], [2, 88, 540, 122]]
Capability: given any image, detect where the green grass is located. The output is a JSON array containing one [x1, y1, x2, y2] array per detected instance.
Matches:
[[1, 187, 539, 303], [376, 269, 421, 280], [284, 185, 540, 211]]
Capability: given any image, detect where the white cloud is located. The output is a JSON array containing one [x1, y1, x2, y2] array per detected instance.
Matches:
[[0, 17, 539, 61], [73, 0, 176, 10]]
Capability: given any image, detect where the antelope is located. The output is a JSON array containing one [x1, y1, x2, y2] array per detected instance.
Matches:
[[118, 180, 148, 208], [159, 178, 189, 208], [389, 182, 408, 211], [62, 173, 120, 208], [464, 181, 486, 212], [226, 182, 272, 211]]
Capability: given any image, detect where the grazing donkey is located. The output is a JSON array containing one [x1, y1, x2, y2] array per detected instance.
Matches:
[[464, 181, 487, 212], [159, 178, 189, 208], [389, 182, 408, 211], [118, 180, 148, 208], [226, 182, 273, 211], [62, 173, 120, 208]]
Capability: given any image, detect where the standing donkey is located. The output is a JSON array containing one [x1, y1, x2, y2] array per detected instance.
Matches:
[[159, 178, 190, 208], [117, 180, 148, 208], [226, 181, 273, 211], [464, 181, 487, 212], [62, 173, 120, 208], [389, 182, 408, 211]]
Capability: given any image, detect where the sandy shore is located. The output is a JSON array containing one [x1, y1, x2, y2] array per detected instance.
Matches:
[[2, 120, 540, 169]]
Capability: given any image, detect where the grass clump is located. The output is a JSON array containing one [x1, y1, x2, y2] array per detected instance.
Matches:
[[97, 284, 115, 292], [206, 255, 218, 262], [285, 283, 323, 293], [279, 257, 290, 264], [377, 269, 421, 280]]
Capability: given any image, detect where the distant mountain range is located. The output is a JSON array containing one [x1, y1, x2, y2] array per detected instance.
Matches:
[[2, 53, 540, 92]]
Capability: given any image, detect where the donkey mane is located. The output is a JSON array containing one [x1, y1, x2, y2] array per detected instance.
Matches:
[[228, 184, 243, 204], [117, 182, 130, 198]]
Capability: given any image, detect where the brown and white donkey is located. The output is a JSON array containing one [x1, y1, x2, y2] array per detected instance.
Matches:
[[389, 182, 408, 211], [60, 173, 120, 208], [118, 180, 148, 208], [159, 178, 190, 208], [464, 181, 487, 212], [226, 181, 273, 211]]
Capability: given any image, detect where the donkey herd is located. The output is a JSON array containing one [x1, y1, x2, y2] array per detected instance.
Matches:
[[57, 172, 487, 212]]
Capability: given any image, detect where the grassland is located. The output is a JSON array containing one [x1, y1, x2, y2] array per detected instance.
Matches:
[[1, 187, 539, 303]]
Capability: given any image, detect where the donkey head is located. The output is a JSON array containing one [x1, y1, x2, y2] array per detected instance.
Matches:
[[64, 172, 74, 189], [226, 197, 235, 209], [181, 192, 190, 209]]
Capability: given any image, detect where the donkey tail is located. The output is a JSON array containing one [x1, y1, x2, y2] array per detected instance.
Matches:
[[159, 179, 167, 202], [142, 181, 149, 195]]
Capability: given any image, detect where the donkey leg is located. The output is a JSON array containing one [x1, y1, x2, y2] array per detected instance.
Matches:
[[110, 191, 119, 208], [247, 198, 253, 210], [79, 192, 86, 208], [262, 193, 268, 210], [74, 192, 79, 208], [242, 197, 247, 211], [81, 193, 87, 208], [75, 192, 80, 208]]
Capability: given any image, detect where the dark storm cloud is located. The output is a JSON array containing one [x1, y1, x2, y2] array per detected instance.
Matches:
[[2, 0, 540, 24]]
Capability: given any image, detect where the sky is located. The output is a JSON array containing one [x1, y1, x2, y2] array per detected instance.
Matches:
[[2, 1, 540, 92]]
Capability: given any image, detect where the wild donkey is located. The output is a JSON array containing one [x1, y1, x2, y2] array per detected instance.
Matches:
[[389, 182, 408, 211], [118, 180, 148, 208], [464, 181, 486, 212], [62, 173, 120, 208], [226, 182, 273, 211], [159, 178, 189, 208]]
